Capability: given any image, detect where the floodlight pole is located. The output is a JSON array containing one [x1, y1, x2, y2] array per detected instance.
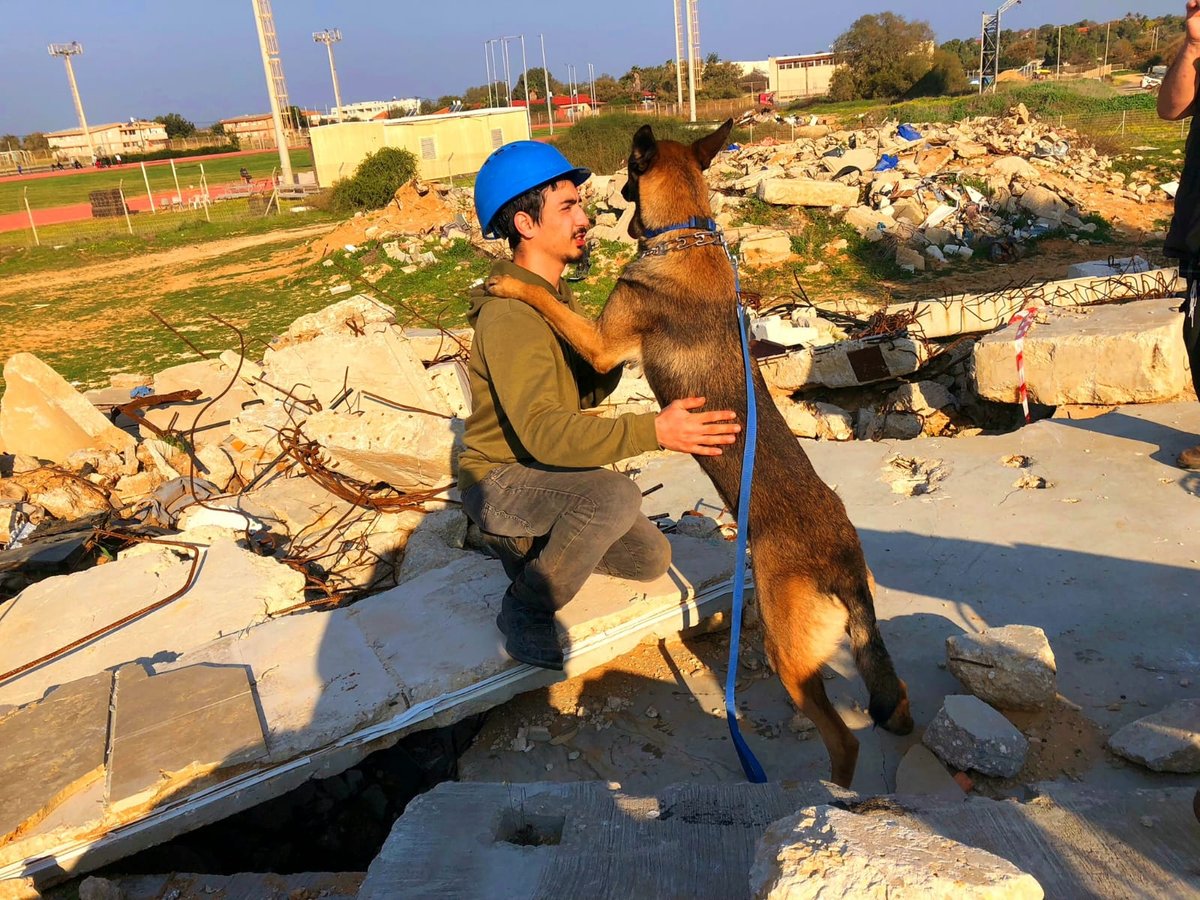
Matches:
[[313, 29, 344, 123], [501, 39, 513, 106], [48, 42, 94, 163], [250, 0, 293, 185], [484, 42, 494, 107], [588, 63, 596, 113], [673, 0, 685, 113], [519, 35, 531, 136], [540, 33, 554, 136], [683, 0, 697, 121]]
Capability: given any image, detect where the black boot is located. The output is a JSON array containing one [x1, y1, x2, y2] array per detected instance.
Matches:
[[496, 591, 563, 671]]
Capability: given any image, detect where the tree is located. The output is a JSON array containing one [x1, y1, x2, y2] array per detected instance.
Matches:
[[697, 57, 746, 99], [940, 38, 978, 73], [831, 13, 937, 99], [0, 134, 21, 151], [23, 132, 50, 152], [513, 67, 566, 101], [210, 122, 225, 136], [154, 113, 196, 139], [906, 49, 970, 97]]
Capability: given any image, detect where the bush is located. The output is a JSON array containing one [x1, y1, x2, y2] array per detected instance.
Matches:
[[330, 146, 419, 212], [552, 113, 705, 174]]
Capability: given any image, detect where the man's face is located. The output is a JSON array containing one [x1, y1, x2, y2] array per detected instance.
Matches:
[[521, 179, 590, 263]]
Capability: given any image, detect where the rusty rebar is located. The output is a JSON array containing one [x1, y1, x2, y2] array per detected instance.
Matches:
[[0, 531, 202, 686]]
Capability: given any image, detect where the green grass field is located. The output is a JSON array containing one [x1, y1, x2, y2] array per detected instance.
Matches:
[[0, 149, 315, 213]]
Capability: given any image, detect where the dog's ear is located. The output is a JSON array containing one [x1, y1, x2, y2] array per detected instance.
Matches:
[[692, 118, 734, 171], [629, 124, 658, 175]]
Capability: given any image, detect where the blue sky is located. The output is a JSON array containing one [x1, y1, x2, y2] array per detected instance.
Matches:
[[0, 0, 1181, 134]]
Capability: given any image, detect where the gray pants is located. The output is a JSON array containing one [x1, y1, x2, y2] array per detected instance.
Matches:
[[462, 464, 672, 615]]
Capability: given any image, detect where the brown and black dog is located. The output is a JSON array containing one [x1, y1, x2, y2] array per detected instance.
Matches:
[[485, 119, 913, 787]]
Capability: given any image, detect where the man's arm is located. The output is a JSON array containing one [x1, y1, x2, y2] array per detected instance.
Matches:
[[1159, 1, 1200, 121]]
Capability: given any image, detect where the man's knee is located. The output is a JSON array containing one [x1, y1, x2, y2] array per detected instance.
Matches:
[[585, 470, 644, 530], [635, 527, 673, 581]]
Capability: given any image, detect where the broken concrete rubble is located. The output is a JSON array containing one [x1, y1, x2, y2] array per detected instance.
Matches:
[[1107, 699, 1200, 773], [779, 400, 854, 441], [761, 335, 929, 391], [302, 406, 462, 492], [973, 298, 1192, 406], [261, 324, 450, 415], [757, 178, 859, 208], [923, 694, 1029, 778], [946, 625, 1057, 711], [0, 353, 136, 465], [750, 804, 1043, 899], [739, 230, 794, 267], [141, 358, 258, 447]]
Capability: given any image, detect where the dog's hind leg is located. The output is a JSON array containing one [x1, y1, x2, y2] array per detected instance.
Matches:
[[761, 575, 859, 788]]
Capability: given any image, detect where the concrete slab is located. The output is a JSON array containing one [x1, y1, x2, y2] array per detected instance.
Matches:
[[159, 608, 402, 764], [0, 533, 737, 887], [884, 267, 1182, 339], [359, 781, 1199, 899], [973, 299, 1192, 405], [357, 781, 852, 900], [0, 672, 111, 841], [0, 536, 305, 708], [107, 664, 267, 813]]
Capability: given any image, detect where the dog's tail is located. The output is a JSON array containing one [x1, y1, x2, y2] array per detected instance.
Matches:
[[842, 578, 912, 734]]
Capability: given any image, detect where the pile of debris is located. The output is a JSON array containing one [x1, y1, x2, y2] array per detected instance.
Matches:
[[306, 179, 480, 261], [710, 104, 1161, 272], [0, 294, 473, 603]]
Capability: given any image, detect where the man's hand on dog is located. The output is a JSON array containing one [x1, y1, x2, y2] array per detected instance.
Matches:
[[656, 397, 740, 456]]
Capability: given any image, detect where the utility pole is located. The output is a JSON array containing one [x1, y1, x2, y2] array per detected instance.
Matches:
[[540, 33, 554, 136], [313, 29, 344, 123], [1103, 21, 1111, 75], [1056, 25, 1062, 79], [250, 0, 293, 185], [588, 63, 596, 112], [48, 42, 94, 163], [683, 0, 697, 121]]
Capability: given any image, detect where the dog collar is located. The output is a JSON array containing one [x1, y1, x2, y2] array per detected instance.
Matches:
[[640, 216, 718, 239]]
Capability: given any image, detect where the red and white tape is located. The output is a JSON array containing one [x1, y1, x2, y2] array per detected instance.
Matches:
[[1008, 307, 1038, 423]]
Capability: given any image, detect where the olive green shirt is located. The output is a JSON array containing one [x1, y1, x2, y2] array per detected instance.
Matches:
[[457, 260, 660, 493]]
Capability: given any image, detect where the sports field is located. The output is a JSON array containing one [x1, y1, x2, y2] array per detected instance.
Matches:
[[0, 149, 314, 212]]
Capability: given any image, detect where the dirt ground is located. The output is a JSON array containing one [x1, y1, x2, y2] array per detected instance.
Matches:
[[0, 223, 336, 303]]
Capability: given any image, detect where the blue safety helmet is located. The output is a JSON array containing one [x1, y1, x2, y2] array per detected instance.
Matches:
[[474, 141, 590, 239]]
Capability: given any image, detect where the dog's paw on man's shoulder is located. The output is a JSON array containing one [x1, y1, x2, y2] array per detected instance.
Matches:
[[484, 274, 526, 300]]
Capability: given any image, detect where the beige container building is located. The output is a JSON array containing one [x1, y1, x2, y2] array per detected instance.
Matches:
[[310, 107, 531, 186]]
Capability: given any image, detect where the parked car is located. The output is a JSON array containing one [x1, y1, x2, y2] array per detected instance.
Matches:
[[1143, 65, 1168, 90]]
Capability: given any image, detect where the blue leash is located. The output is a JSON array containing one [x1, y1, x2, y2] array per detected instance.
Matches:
[[638, 220, 768, 782], [726, 253, 768, 784]]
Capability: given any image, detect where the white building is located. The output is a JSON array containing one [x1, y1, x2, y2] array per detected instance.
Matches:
[[321, 98, 422, 123], [730, 53, 841, 100], [46, 120, 169, 161]]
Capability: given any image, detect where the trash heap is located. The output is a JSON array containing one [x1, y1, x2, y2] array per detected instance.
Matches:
[[708, 104, 1148, 272]]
